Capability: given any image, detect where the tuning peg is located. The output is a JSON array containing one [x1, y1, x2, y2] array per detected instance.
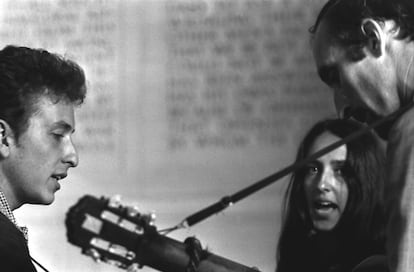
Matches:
[[108, 195, 122, 209], [104, 259, 123, 268], [126, 205, 140, 218], [148, 212, 156, 226], [127, 263, 142, 272], [84, 248, 101, 262], [139, 212, 156, 226]]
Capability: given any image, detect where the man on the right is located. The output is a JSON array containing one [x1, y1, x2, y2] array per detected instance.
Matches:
[[310, 0, 414, 271]]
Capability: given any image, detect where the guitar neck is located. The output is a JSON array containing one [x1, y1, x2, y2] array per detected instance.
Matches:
[[66, 195, 260, 272], [139, 233, 258, 272]]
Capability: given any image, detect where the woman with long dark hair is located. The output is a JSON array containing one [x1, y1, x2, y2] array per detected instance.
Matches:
[[276, 119, 387, 272]]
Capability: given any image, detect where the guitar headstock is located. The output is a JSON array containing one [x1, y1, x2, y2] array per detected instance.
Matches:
[[65, 195, 156, 271]]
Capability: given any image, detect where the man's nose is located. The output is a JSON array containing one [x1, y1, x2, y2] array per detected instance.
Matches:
[[63, 138, 79, 168]]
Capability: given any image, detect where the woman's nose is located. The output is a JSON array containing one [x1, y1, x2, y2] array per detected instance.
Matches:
[[317, 172, 333, 192]]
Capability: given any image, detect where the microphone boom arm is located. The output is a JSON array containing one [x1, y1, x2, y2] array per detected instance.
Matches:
[[176, 101, 414, 229]]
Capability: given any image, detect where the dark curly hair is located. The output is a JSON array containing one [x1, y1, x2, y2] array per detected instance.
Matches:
[[0, 45, 86, 140]]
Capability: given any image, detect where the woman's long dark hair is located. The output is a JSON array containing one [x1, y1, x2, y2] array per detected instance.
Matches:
[[276, 119, 386, 272]]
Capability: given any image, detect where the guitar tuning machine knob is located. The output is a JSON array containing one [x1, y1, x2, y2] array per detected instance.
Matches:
[[148, 212, 156, 226], [127, 263, 142, 272], [126, 205, 140, 218], [104, 259, 123, 268], [85, 248, 101, 262], [108, 194, 122, 208]]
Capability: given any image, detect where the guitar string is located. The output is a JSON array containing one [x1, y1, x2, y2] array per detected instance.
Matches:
[[159, 225, 180, 235]]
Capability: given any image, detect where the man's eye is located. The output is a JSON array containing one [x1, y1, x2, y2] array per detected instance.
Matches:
[[52, 133, 64, 138]]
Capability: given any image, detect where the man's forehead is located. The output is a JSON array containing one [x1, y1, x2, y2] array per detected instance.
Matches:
[[312, 21, 344, 69], [31, 96, 76, 127], [312, 21, 336, 52]]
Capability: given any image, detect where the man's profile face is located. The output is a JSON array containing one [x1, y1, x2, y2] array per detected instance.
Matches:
[[4, 95, 79, 206], [311, 19, 400, 123]]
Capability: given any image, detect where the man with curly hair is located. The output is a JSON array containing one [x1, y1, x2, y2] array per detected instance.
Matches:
[[0, 45, 86, 271]]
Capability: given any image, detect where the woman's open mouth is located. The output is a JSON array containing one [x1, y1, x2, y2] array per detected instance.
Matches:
[[313, 201, 338, 216]]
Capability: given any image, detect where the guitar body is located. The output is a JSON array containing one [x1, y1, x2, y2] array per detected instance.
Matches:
[[66, 195, 259, 272]]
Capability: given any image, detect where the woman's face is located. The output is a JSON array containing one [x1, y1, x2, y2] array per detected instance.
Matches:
[[303, 131, 349, 231]]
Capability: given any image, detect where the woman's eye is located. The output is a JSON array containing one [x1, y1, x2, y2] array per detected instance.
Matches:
[[334, 167, 344, 176], [306, 166, 319, 175]]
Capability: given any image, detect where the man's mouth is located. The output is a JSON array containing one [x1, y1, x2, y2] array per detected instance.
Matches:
[[52, 174, 67, 181]]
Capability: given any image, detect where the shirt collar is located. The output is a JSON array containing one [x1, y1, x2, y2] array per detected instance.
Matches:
[[0, 191, 28, 241]]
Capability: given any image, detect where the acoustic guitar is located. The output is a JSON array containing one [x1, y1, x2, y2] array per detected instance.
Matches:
[[65, 195, 260, 272]]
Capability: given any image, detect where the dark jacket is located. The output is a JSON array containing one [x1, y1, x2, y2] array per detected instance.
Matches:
[[0, 212, 36, 271]]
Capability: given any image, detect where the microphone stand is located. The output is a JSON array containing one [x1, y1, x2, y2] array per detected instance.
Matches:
[[164, 101, 414, 232]]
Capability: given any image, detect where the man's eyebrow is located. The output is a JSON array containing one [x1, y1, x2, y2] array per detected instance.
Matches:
[[51, 121, 75, 132]]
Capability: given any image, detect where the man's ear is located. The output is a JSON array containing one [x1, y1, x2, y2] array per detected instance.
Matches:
[[361, 18, 386, 57], [0, 120, 14, 158]]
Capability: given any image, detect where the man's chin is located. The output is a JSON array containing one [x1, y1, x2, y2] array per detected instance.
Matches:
[[346, 107, 395, 140], [30, 195, 55, 205], [364, 111, 398, 141]]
